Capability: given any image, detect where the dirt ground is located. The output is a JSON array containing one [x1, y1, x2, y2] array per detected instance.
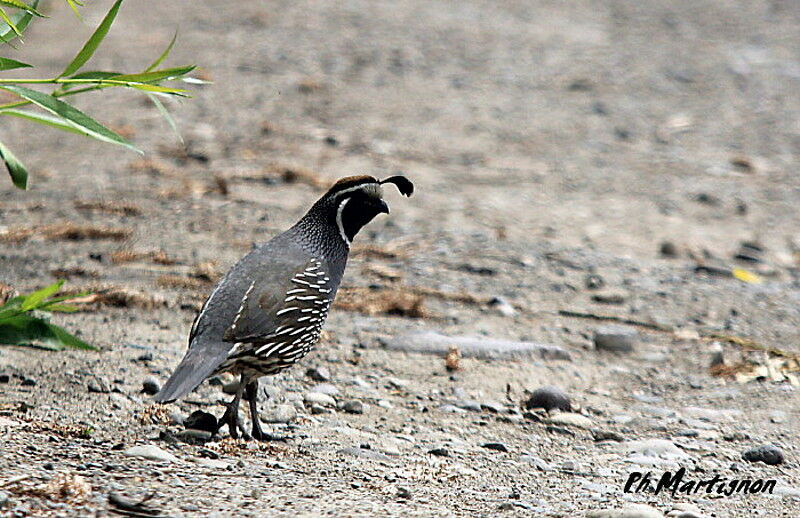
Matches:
[[1, 0, 799, 516]]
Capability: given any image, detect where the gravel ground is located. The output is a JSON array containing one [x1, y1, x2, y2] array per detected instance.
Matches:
[[1, 0, 799, 516]]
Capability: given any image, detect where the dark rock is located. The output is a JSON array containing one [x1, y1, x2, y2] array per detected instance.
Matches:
[[428, 447, 450, 457], [0, 490, 8, 509], [141, 377, 160, 395], [590, 291, 626, 304], [0, 373, 9, 383], [660, 241, 678, 258], [342, 400, 364, 414], [546, 425, 575, 436], [184, 410, 218, 433], [306, 366, 331, 382], [524, 386, 571, 412], [175, 429, 213, 444], [482, 442, 509, 452], [592, 429, 624, 442], [742, 445, 784, 465], [396, 487, 412, 499], [593, 326, 638, 352], [135, 352, 154, 362]]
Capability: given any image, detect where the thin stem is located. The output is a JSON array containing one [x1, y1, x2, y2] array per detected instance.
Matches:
[[0, 77, 153, 86]]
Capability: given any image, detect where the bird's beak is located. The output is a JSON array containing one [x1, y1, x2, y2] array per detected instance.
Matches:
[[377, 199, 390, 214]]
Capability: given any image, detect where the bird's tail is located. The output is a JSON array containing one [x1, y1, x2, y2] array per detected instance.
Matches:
[[153, 342, 227, 403]]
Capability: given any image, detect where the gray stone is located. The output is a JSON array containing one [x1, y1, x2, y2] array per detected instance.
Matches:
[[310, 383, 339, 395], [592, 429, 624, 442], [742, 445, 784, 465], [525, 386, 571, 411], [439, 404, 466, 413], [184, 410, 218, 433], [124, 445, 179, 463], [88, 376, 112, 393], [0, 490, 8, 509], [385, 331, 570, 360], [342, 400, 364, 414], [482, 442, 509, 452], [174, 429, 213, 444], [455, 399, 482, 412], [306, 366, 331, 382], [310, 403, 330, 415], [260, 404, 297, 424], [593, 326, 638, 352]]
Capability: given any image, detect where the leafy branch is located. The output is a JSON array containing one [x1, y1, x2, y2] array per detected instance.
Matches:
[[0, 0, 201, 189], [0, 280, 96, 351]]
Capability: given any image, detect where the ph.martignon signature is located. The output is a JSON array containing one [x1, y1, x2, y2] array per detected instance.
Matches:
[[624, 468, 776, 496]]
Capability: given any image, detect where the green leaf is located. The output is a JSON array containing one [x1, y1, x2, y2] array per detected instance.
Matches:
[[146, 92, 182, 144], [59, 0, 123, 77], [112, 65, 196, 84], [0, 7, 20, 37], [0, 1, 44, 17], [43, 321, 95, 349], [0, 313, 96, 350], [39, 303, 79, 313], [145, 30, 177, 72], [0, 108, 92, 137], [64, 0, 83, 18], [21, 280, 64, 311], [0, 56, 31, 70], [0, 139, 27, 189], [57, 70, 121, 92], [0, 0, 37, 45], [0, 314, 61, 349], [126, 83, 188, 96], [0, 85, 140, 152]]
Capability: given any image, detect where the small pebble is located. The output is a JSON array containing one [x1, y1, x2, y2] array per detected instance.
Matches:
[[660, 241, 678, 258], [342, 400, 364, 414], [260, 404, 297, 424], [592, 429, 624, 442], [482, 442, 509, 452], [524, 386, 571, 412], [594, 326, 638, 352], [141, 377, 160, 395], [742, 445, 784, 465], [396, 487, 412, 499], [428, 447, 450, 457]]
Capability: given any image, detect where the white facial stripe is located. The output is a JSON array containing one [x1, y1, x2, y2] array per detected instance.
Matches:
[[332, 183, 383, 200], [336, 197, 351, 246]]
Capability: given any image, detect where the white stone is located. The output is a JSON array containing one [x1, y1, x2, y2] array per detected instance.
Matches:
[[546, 412, 593, 429], [124, 445, 179, 463], [304, 391, 336, 407]]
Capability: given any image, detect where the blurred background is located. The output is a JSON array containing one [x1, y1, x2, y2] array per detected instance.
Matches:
[[1, 1, 799, 515]]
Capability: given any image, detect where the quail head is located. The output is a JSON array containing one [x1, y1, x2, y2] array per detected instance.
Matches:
[[154, 175, 414, 440]]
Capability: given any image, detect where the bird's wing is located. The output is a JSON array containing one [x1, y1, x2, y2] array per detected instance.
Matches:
[[221, 256, 332, 345]]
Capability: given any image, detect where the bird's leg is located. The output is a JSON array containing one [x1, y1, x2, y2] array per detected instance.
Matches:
[[217, 379, 246, 439], [245, 379, 267, 441]]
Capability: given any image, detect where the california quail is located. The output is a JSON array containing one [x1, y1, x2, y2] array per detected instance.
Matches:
[[154, 175, 413, 440]]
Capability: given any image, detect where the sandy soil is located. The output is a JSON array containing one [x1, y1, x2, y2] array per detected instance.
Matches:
[[1, 0, 799, 516]]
